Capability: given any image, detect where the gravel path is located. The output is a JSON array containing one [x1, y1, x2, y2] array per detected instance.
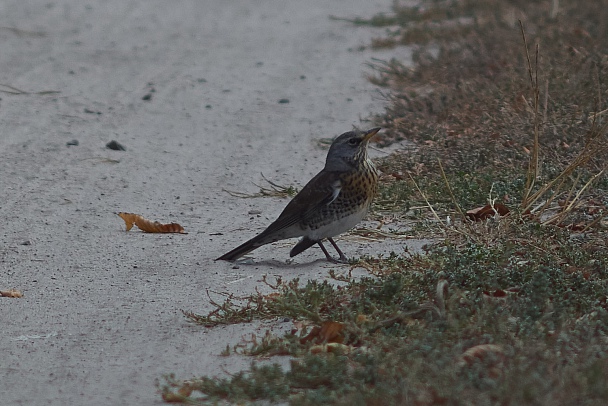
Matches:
[[0, 1, 421, 404]]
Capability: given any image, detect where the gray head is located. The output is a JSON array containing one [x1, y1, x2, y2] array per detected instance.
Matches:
[[324, 128, 380, 171]]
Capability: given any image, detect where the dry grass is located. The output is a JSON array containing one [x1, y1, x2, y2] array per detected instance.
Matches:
[[159, 1, 608, 404], [368, 0, 608, 230]]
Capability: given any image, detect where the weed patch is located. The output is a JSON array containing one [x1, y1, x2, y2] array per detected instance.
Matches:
[[160, 1, 608, 404], [160, 219, 608, 404]]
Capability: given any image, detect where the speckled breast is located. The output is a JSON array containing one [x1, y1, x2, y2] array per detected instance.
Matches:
[[305, 159, 378, 231]]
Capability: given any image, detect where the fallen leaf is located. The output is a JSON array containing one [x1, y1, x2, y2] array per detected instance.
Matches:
[[117, 212, 186, 233], [459, 344, 506, 379], [300, 321, 344, 344], [161, 392, 187, 403], [483, 289, 508, 298], [356, 314, 369, 324], [177, 383, 193, 398], [566, 266, 591, 280], [466, 203, 510, 221], [0, 289, 23, 298], [482, 288, 517, 304], [558, 222, 586, 231], [460, 344, 505, 366]]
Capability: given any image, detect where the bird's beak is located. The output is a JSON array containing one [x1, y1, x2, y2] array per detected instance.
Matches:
[[362, 127, 381, 142]]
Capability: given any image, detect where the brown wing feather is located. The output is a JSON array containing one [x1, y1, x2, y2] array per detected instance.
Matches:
[[258, 170, 341, 236]]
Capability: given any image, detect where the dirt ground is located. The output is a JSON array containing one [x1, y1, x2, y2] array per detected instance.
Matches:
[[0, 1, 421, 404]]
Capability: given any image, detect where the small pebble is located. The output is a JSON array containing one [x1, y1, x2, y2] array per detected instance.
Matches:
[[106, 140, 126, 151]]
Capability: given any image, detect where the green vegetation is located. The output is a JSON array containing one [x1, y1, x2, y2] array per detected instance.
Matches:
[[160, 221, 608, 404], [159, 1, 608, 404]]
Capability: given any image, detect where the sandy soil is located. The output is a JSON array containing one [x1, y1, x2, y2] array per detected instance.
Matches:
[[0, 1, 422, 404]]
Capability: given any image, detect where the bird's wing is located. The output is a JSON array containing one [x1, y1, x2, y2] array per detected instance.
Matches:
[[259, 170, 342, 236]]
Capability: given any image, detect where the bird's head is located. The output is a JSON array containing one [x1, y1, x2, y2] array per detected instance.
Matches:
[[324, 127, 380, 171]]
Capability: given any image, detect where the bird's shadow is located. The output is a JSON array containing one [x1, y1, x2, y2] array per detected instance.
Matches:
[[229, 257, 343, 269]]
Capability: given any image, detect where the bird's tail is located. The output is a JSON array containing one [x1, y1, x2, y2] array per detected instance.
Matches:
[[216, 233, 273, 261], [289, 237, 317, 257]]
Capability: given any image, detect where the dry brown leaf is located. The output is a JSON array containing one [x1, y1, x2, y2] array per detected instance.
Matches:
[[264, 293, 281, 301], [466, 203, 510, 221], [300, 321, 345, 344], [300, 326, 321, 344], [177, 383, 193, 398], [318, 321, 345, 343], [0, 289, 23, 298], [459, 344, 507, 380], [483, 289, 508, 298], [160, 381, 194, 403], [460, 344, 505, 366], [356, 314, 369, 324], [117, 212, 186, 234], [161, 392, 187, 403], [566, 265, 592, 280], [482, 288, 519, 305]]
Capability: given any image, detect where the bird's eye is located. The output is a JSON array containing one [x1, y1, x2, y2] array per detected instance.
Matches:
[[348, 138, 360, 145]]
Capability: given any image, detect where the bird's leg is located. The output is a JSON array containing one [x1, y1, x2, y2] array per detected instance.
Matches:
[[316, 241, 335, 262], [317, 241, 347, 264], [325, 238, 349, 263]]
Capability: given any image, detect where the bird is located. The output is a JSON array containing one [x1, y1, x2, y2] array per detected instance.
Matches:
[[216, 127, 381, 263]]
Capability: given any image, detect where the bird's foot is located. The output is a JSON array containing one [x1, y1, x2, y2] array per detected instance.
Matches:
[[319, 239, 350, 264], [326, 255, 349, 264]]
